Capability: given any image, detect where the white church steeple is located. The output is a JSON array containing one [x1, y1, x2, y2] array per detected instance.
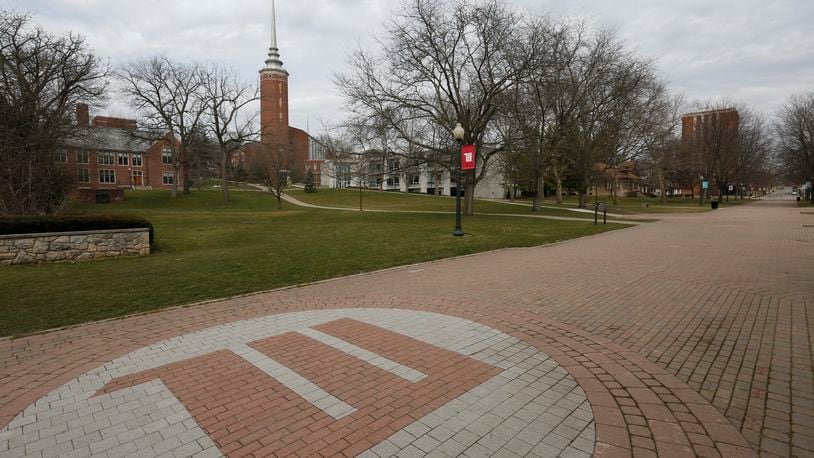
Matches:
[[262, 0, 287, 75]]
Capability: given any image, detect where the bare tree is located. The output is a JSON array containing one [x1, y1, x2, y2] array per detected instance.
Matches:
[[117, 56, 206, 197], [561, 30, 662, 208], [642, 137, 682, 203], [201, 65, 259, 202], [733, 108, 771, 201], [250, 143, 300, 209], [684, 100, 773, 203], [319, 125, 376, 210], [0, 11, 107, 215], [639, 92, 684, 203], [336, 0, 542, 215], [775, 92, 814, 199], [497, 19, 587, 211]]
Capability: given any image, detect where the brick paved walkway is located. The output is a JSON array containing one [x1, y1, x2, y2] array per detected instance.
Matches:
[[1, 196, 811, 457]]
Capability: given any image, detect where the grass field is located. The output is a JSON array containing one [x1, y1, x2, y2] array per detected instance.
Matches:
[[288, 188, 609, 219], [0, 190, 626, 337]]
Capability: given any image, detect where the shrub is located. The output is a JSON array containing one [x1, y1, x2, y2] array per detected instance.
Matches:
[[0, 216, 154, 244], [304, 169, 317, 193]]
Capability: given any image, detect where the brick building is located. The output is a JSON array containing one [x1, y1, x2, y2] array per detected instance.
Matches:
[[63, 103, 182, 201], [253, 0, 321, 182], [681, 108, 739, 144], [680, 107, 740, 196]]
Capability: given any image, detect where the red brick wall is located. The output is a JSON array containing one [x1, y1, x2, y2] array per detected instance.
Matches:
[[260, 72, 289, 149], [76, 104, 89, 128], [289, 127, 309, 179], [65, 138, 182, 193], [143, 138, 182, 190], [92, 117, 137, 130]]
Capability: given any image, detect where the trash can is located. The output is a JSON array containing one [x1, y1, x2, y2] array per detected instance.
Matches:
[[711, 198, 719, 210], [95, 189, 111, 204]]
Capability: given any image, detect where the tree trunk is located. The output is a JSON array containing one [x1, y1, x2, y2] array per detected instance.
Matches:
[[221, 152, 230, 203], [464, 172, 475, 216], [532, 172, 544, 212], [172, 167, 179, 198], [359, 185, 363, 211], [554, 169, 563, 204], [612, 179, 619, 206], [577, 174, 590, 209], [578, 187, 587, 209], [657, 168, 666, 204], [183, 163, 191, 194]]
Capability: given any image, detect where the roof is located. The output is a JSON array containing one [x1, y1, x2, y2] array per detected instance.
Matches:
[[682, 108, 738, 118], [63, 127, 157, 153]]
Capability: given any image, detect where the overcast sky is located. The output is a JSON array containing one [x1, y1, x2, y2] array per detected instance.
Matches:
[[9, 0, 813, 132]]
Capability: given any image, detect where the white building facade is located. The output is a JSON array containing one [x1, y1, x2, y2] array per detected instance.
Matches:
[[317, 157, 505, 199]]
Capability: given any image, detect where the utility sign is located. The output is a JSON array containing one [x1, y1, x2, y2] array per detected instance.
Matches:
[[702, 181, 710, 190], [461, 144, 476, 171]]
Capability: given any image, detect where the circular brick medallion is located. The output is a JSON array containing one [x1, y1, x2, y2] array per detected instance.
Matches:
[[2, 309, 595, 457]]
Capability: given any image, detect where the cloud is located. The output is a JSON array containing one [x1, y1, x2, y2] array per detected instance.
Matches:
[[9, 0, 813, 128]]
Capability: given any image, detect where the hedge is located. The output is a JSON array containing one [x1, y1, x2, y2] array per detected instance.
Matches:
[[0, 216, 154, 244]]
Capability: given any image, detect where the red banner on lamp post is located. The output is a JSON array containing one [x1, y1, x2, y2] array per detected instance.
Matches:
[[461, 144, 476, 171]]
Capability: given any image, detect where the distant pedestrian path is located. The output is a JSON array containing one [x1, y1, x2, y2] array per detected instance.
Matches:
[[281, 192, 641, 225]]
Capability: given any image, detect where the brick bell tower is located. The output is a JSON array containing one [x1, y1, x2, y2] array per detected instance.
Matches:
[[260, 0, 289, 150]]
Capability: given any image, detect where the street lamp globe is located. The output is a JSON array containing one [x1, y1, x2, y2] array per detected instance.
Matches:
[[453, 123, 465, 141]]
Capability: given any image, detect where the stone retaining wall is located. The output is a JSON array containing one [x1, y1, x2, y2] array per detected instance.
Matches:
[[0, 228, 150, 265]]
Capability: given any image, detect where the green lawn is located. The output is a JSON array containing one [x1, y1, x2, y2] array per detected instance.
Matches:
[[288, 188, 596, 219], [0, 190, 625, 337]]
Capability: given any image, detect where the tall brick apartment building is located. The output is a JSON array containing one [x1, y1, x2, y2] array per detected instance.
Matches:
[[681, 108, 739, 143], [680, 107, 740, 196], [63, 103, 181, 201]]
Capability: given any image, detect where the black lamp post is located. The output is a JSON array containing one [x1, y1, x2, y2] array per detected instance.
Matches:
[[699, 175, 705, 207], [452, 123, 465, 237]]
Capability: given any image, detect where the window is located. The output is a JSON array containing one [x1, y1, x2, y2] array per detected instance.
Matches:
[[77, 168, 90, 184], [162, 171, 174, 185], [55, 149, 68, 163], [161, 147, 173, 165], [98, 152, 114, 165], [76, 150, 89, 164], [336, 163, 351, 189], [132, 153, 143, 167], [387, 159, 400, 173], [99, 169, 116, 184], [118, 153, 129, 166]]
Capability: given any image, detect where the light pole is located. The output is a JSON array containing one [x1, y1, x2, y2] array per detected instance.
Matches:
[[452, 123, 465, 237], [699, 175, 704, 207]]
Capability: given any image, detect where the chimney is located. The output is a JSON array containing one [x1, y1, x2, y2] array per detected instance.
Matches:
[[76, 103, 89, 128]]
